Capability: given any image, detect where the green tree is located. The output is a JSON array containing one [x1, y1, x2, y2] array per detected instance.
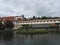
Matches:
[[33, 16, 36, 19], [4, 20, 14, 29], [21, 24, 30, 30], [41, 16, 47, 19], [0, 21, 3, 29]]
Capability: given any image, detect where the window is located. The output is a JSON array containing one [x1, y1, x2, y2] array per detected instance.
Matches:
[[54, 20, 56, 21], [40, 21, 42, 22], [43, 21, 45, 22], [50, 20, 52, 22], [37, 21, 39, 22]]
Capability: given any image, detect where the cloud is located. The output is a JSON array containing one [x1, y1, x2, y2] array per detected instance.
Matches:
[[0, 0, 60, 18]]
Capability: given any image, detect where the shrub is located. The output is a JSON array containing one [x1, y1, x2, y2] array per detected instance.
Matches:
[[4, 20, 14, 29], [0, 21, 3, 29]]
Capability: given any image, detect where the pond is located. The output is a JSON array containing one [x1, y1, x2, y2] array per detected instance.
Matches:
[[0, 32, 60, 45]]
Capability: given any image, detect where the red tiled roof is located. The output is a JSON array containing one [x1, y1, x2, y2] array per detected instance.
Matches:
[[0, 16, 23, 21]]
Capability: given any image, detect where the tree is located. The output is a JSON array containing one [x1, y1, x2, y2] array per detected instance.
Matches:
[[21, 24, 30, 30], [41, 16, 48, 19], [4, 20, 14, 29], [0, 21, 3, 29], [33, 16, 36, 19], [37, 17, 41, 19]]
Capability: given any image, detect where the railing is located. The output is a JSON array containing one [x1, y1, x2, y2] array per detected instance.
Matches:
[[14, 20, 60, 25], [13, 20, 60, 29]]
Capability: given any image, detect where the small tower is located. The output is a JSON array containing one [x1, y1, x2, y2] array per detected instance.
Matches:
[[21, 14, 25, 19]]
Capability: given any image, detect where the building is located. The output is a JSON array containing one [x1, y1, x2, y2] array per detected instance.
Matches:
[[0, 16, 24, 21], [14, 18, 60, 31], [0, 16, 60, 31]]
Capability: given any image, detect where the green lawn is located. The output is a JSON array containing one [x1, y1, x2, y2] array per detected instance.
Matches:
[[16, 30, 48, 34]]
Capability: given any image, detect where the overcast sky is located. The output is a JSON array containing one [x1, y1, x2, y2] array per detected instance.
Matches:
[[0, 0, 60, 18]]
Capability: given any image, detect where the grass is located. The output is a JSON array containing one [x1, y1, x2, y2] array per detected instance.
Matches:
[[16, 30, 48, 34]]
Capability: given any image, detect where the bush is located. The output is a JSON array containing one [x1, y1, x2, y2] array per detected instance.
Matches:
[[16, 30, 48, 34], [0, 21, 3, 29], [4, 20, 14, 29], [21, 24, 30, 30]]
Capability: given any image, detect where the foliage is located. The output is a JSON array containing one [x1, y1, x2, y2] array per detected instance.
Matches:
[[0, 21, 3, 29], [16, 30, 48, 34], [4, 20, 14, 29], [29, 16, 60, 20], [21, 24, 30, 30], [33, 16, 36, 19]]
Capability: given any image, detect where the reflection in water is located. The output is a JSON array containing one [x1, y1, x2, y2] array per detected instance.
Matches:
[[25, 34, 33, 39], [0, 32, 60, 45], [16, 33, 60, 45], [3, 31, 13, 41], [0, 31, 13, 41]]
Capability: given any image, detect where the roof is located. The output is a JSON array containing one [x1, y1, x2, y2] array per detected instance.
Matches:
[[19, 18, 60, 22]]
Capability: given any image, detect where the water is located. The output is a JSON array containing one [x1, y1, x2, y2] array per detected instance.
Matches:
[[0, 32, 60, 45]]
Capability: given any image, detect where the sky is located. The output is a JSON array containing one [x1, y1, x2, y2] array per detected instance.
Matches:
[[0, 0, 60, 18]]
